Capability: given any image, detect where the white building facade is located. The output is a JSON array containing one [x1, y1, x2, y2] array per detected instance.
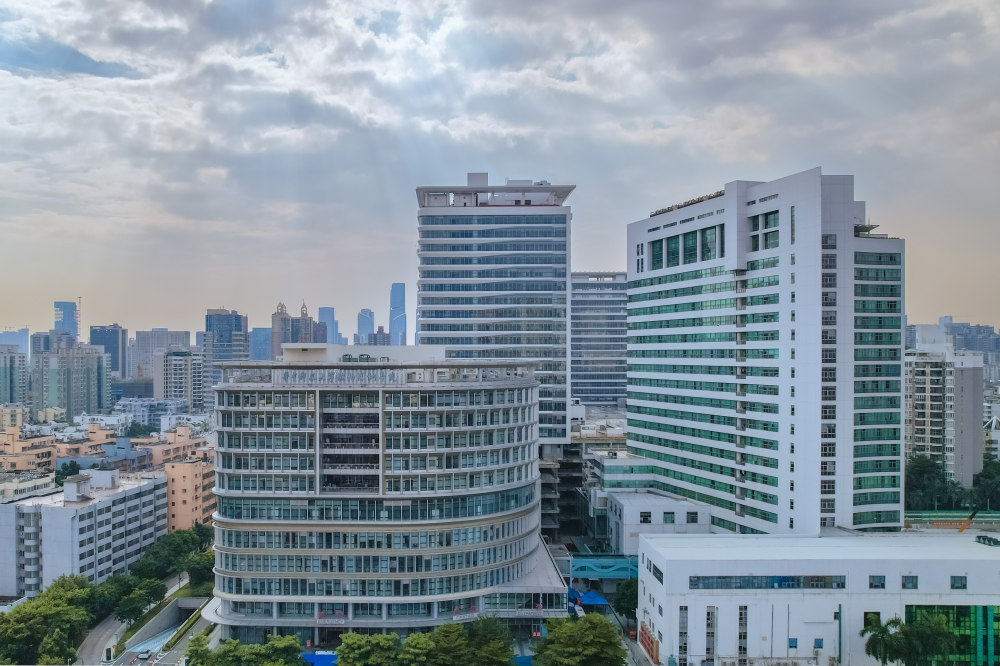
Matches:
[[637, 532, 1000, 666], [626, 168, 905, 534], [204, 345, 566, 646], [0, 469, 167, 597]]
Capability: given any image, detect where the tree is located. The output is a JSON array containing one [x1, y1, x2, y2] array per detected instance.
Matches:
[[54, 461, 81, 487], [533, 614, 627, 666], [397, 632, 435, 666], [127, 421, 156, 438], [113, 590, 147, 625], [335, 632, 399, 666], [467, 615, 513, 654], [611, 577, 638, 631], [475, 639, 515, 666], [905, 457, 950, 510], [186, 550, 216, 586], [898, 615, 957, 666], [860, 615, 902, 666], [428, 624, 471, 666], [36, 628, 76, 665], [139, 578, 167, 607], [185, 634, 213, 666], [192, 521, 214, 551], [259, 635, 308, 666]]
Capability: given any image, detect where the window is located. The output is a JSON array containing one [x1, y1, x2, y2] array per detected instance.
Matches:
[[687, 512, 698, 524], [790, 206, 795, 244], [864, 612, 881, 627], [821, 386, 837, 401], [822, 292, 837, 306], [822, 254, 837, 269], [814, 639, 824, 649], [764, 211, 778, 229], [651, 239, 664, 270], [791, 291, 795, 303], [821, 424, 836, 439], [822, 234, 837, 249], [652, 563, 663, 584], [750, 235, 759, 252], [663, 512, 675, 524], [789, 639, 798, 649], [822, 329, 836, 344], [763, 230, 779, 249], [951, 576, 967, 590], [701, 227, 716, 261], [822, 349, 837, 364], [749, 215, 759, 232], [640, 512, 652, 524], [822, 368, 836, 382], [718, 226, 725, 258], [870, 576, 886, 589], [667, 235, 680, 267], [820, 480, 835, 494], [683, 232, 698, 264], [821, 405, 836, 420], [822, 311, 837, 326], [822, 273, 837, 288], [902, 576, 918, 590]]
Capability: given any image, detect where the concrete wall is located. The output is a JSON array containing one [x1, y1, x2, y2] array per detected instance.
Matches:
[[125, 597, 210, 649]]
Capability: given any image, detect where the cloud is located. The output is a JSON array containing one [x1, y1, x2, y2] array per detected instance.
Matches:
[[0, 0, 998, 333]]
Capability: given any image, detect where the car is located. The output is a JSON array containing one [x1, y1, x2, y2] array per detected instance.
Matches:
[[138, 652, 151, 660]]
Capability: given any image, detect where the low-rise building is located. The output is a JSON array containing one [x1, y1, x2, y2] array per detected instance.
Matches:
[[113, 397, 186, 428], [0, 404, 29, 429], [136, 424, 209, 466], [54, 439, 153, 472], [637, 531, 1000, 666], [0, 469, 167, 597], [0, 425, 57, 472], [0, 473, 55, 503], [166, 452, 215, 531]]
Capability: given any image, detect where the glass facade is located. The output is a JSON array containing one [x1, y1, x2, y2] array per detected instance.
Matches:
[[570, 273, 627, 406]]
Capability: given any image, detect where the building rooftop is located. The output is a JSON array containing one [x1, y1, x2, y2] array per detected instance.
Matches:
[[416, 175, 575, 207], [610, 491, 697, 508], [642, 532, 1000, 562], [15, 474, 159, 508]]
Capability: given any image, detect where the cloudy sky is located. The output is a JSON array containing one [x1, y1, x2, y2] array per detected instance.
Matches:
[[1, 0, 998, 339]]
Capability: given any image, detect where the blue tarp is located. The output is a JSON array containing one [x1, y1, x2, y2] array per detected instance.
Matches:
[[304, 654, 338, 666], [580, 591, 608, 605], [568, 587, 582, 604]]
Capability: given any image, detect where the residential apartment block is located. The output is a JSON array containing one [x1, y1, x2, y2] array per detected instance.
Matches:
[[134, 330, 191, 379], [152, 345, 205, 413], [166, 454, 215, 531], [570, 272, 627, 407], [0, 344, 28, 405], [626, 168, 904, 534], [0, 469, 167, 597]]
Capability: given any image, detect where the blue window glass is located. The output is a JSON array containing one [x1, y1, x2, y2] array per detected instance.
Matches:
[[814, 639, 824, 649], [789, 638, 798, 648]]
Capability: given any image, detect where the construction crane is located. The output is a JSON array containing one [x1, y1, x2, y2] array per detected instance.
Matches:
[[958, 475, 1000, 532]]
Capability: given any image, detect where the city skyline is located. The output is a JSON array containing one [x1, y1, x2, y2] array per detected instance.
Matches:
[[2, 3, 999, 335]]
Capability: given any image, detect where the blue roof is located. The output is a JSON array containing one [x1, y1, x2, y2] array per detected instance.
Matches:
[[581, 591, 608, 605], [303, 654, 338, 666]]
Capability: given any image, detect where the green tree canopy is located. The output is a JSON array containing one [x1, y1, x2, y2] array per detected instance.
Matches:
[[335, 632, 400, 666], [113, 589, 148, 625], [467, 615, 514, 654], [533, 614, 628, 666], [611, 577, 638, 630], [427, 623, 471, 666], [474, 639, 514, 666], [185, 550, 216, 586], [54, 461, 81, 486], [397, 632, 435, 666], [36, 627, 76, 665], [186, 635, 306, 666]]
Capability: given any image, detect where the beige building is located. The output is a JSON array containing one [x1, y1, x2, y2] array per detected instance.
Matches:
[[0, 405, 29, 429], [135, 425, 209, 467], [166, 452, 215, 531], [0, 473, 55, 503], [0, 426, 57, 471]]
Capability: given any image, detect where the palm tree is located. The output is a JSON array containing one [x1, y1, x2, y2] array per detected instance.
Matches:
[[860, 616, 902, 666], [900, 615, 957, 666]]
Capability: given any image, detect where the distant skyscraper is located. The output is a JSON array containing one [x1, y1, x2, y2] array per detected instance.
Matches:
[[0, 329, 30, 356], [0, 345, 28, 405], [317, 307, 339, 344], [152, 345, 204, 413], [389, 283, 406, 346], [203, 309, 249, 389], [355, 309, 374, 345], [53, 301, 78, 341], [90, 324, 128, 379], [134, 330, 191, 378], [271, 302, 321, 358], [249, 328, 272, 361], [30, 344, 111, 419], [570, 272, 627, 406]]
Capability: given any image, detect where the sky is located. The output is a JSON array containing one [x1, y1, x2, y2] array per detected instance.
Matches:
[[1, 0, 999, 339]]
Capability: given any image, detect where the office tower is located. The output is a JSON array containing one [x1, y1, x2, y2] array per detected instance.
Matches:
[[313, 322, 327, 344], [210, 345, 564, 644], [30, 344, 112, 420], [53, 301, 78, 341], [0, 329, 30, 355], [570, 272, 627, 407], [249, 328, 272, 361], [317, 307, 339, 345], [30, 329, 74, 355], [390, 283, 406, 345], [0, 469, 167, 597], [203, 309, 249, 390], [904, 325, 984, 486], [290, 303, 314, 345], [355, 308, 374, 345], [364, 325, 391, 346], [152, 345, 205, 413], [271, 303, 291, 359], [415, 173, 573, 537], [0, 345, 28, 404], [134, 330, 191, 378], [89, 324, 128, 379], [271, 302, 321, 358], [626, 167, 904, 533], [126, 337, 136, 378]]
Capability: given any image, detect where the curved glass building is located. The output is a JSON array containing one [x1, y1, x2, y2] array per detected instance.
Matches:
[[204, 345, 567, 646]]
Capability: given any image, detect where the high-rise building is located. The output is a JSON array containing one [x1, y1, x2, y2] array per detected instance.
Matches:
[[30, 345, 112, 420], [570, 272, 627, 407], [152, 345, 205, 413], [390, 283, 406, 345], [53, 301, 78, 341], [89, 324, 128, 379], [0, 469, 167, 597], [203, 309, 249, 391], [207, 345, 565, 644], [415, 173, 573, 537], [134, 330, 191, 378], [904, 325, 984, 486], [355, 309, 374, 345], [30, 330, 74, 355], [249, 328, 272, 361], [0, 329, 30, 355], [166, 455, 215, 532], [271, 303, 321, 359], [625, 167, 905, 533], [364, 326, 391, 346], [318, 307, 340, 345], [0, 345, 28, 406]]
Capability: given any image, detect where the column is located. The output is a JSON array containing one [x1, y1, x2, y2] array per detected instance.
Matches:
[[347, 603, 353, 621], [382, 604, 388, 621], [432, 602, 438, 620]]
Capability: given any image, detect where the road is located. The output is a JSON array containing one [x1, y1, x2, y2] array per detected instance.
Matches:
[[151, 616, 212, 666], [75, 573, 189, 666]]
